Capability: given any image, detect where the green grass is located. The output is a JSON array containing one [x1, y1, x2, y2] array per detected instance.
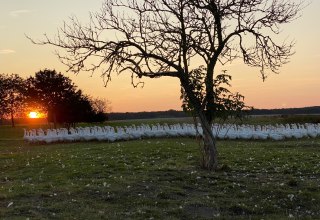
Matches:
[[0, 123, 319, 219], [242, 115, 320, 125], [106, 114, 320, 126]]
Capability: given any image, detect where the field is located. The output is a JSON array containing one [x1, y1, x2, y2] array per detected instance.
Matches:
[[0, 117, 320, 219]]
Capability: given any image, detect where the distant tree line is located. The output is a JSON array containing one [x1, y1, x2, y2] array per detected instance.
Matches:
[[250, 107, 320, 116], [108, 107, 320, 121], [108, 110, 189, 121], [0, 70, 109, 127]]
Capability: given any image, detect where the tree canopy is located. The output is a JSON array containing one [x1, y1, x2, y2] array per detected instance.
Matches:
[[26, 69, 107, 127], [0, 74, 26, 127]]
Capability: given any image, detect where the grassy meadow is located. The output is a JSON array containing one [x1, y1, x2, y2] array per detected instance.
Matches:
[[0, 117, 320, 219]]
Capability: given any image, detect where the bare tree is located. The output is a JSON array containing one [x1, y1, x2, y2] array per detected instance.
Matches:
[[91, 97, 112, 114], [32, 0, 304, 170]]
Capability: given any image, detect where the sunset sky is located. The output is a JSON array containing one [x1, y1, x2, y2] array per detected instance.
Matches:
[[1, 0, 319, 112]]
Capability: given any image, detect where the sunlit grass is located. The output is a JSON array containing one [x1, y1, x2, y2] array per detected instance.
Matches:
[[0, 123, 319, 219]]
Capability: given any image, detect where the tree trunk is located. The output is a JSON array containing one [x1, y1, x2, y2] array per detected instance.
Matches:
[[11, 110, 15, 128], [53, 112, 57, 129], [180, 76, 218, 170], [197, 109, 218, 170]]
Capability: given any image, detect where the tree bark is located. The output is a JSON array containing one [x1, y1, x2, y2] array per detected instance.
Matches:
[[197, 109, 218, 170], [180, 77, 218, 170], [49, 108, 57, 129], [53, 111, 57, 129], [11, 110, 15, 128]]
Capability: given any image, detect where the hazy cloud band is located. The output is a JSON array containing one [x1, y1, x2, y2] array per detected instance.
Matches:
[[10, 9, 31, 17], [0, 49, 16, 54]]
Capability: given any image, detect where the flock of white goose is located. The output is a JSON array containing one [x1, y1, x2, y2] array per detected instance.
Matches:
[[23, 123, 320, 144]]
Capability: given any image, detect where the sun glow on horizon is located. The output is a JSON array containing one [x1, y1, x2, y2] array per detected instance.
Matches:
[[28, 111, 40, 119]]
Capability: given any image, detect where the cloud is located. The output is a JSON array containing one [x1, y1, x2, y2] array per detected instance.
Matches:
[[9, 9, 31, 17], [0, 49, 16, 54]]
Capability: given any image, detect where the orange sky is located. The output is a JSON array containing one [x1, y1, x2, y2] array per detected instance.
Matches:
[[1, 0, 319, 112]]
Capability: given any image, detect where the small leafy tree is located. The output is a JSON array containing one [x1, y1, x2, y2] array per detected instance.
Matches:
[[0, 74, 6, 121], [26, 69, 79, 128], [181, 66, 251, 122], [0, 74, 26, 127], [89, 97, 111, 122], [180, 66, 251, 167], [91, 97, 112, 114], [53, 90, 96, 127], [26, 69, 108, 127]]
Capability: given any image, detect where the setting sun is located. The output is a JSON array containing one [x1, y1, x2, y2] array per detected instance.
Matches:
[[28, 112, 39, 119]]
